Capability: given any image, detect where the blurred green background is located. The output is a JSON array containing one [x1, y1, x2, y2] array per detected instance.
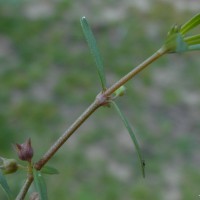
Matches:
[[0, 0, 200, 199]]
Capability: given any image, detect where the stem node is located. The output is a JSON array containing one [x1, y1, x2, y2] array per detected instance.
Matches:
[[96, 92, 110, 107]]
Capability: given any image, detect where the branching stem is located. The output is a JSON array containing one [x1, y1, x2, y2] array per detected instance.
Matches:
[[104, 47, 167, 96], [35, 100, 100, 170], [16, 47, 166, 199]]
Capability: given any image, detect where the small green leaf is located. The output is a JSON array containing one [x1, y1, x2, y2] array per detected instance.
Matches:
[[41, 166, 59, 175], [188, 44, 200, 51], [80, 16, 106, 90], [184, 34, 200, 45], [111, 101, 145, 177], [0, 169, 13, 200], [114, 86, 126, 97], [181, 12, 200, 35], [33, 169, 48, 200]]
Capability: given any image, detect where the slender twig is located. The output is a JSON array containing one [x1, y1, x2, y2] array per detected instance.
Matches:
[[16, 175, 33, 200], [35, 100, 101, 170], [16, 47, 166, 199], [104, 47, 167, 97], [35, 48, 166, 170]]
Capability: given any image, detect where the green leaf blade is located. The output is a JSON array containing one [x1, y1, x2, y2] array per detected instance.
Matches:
[[40, 166, 59, 175], [33, 169, 48, 200], [80, 16, 106, 90], [184, 34, 200, 45], [0, 169, 13, 200], [181, 12, 200, 34], [111, 101, 145, 178], [188, 44, 200, 51]]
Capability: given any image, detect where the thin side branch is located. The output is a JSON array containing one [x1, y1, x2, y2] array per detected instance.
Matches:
[[16, 175, 33, 200], [104, 47, 167, 96], [35, 100, 100, 170]]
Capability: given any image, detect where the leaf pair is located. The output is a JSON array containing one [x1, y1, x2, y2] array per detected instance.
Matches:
[[80, 17, 145, 177], [164, 12, 200, 53]]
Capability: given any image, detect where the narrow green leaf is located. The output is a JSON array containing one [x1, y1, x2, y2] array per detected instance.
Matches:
[[0, 169, 13, 200], [33, 169, 48, 200], [80, 16, 106, 90], [41, 166, 59, 175], [184, 34, 200, 45], [111, 101, 145, 177], [188, 44, 200, 51], [181, 12, 200, 34]]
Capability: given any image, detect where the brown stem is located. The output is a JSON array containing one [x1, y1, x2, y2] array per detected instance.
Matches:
[[35, 100, 100, 170], [16, 47, 166, 199], [35, 47, 166, 170], [104, 47, 167, 96], [16, 175, 33, 200]]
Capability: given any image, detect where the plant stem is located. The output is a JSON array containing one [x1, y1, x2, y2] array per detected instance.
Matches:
[[17, 47, 166, 199], [104, 47, 167, 96], [35, 100, 100, 170], [35, 47, 166, 170], [16, 175, 33, 200]]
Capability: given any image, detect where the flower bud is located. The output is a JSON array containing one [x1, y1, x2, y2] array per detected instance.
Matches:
[[0, 157, 18, 174], [114, 86, 126, 97], [14, 138, 33, 162]]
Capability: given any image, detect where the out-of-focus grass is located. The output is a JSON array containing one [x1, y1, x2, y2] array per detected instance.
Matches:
[[0, 1, 200, 199]]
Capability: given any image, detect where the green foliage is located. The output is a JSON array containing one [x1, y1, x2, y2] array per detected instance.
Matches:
[[180, 13, 200, 35], [0, 169, 13, 200], [80, 17, 107, 90], [0, 2, 200, 200], [111, 101, 145, 178], [33, 169, 48, 200], [113, 86, 126, 97], [41, 166, 59, 175], [164, 12, 200, 53]]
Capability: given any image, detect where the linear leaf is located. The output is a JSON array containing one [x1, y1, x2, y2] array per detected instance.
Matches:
[[111, 101, 145, 177], [41, 166, 59, 175], [80, 16, 106, 90], [0, 169, 13, 200], [181, 12, 200, 34], [184, 34, 200, 45], [188, 44, 200, 51], [33, 169, 48, 200]]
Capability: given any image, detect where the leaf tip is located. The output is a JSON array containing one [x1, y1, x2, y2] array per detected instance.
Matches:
[[81, 16, 86, 22]]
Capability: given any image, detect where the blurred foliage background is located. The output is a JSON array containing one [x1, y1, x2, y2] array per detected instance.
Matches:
[[0, 0, 200, 199]]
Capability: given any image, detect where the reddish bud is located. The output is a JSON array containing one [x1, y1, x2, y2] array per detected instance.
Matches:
[[14, 138, 33, 162]]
